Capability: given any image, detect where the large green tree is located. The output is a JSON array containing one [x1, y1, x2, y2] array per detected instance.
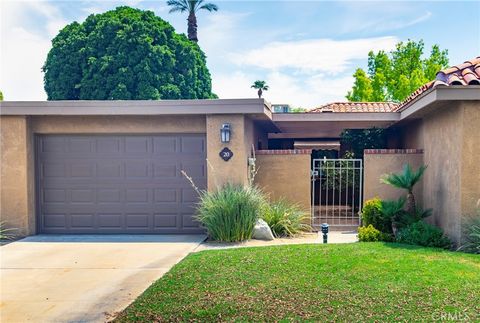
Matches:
[[43, 6, 215, 100], [347, 40, 449, 102]]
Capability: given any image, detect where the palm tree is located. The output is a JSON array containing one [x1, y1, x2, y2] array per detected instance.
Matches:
[[379, 197, 405, 236], [167, 0, 218, 42], [381, 164, 427, 215], [251, 80, 269, 98]]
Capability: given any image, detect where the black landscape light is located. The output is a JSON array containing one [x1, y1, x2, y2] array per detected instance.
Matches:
[[321, 223, 329, 243]]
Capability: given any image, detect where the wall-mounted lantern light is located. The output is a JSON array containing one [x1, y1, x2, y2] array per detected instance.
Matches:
[[220, 123, 231, 143]]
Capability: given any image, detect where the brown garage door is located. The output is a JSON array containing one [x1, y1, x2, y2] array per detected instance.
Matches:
[[36, 134, 206, 234]]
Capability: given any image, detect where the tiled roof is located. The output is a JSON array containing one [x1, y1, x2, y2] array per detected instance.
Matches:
[[308, 102, 398, 113], [396, 56, 480, 111]]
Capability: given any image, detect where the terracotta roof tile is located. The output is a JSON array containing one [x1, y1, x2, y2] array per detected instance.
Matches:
[[308, 101, 398, 113], [396, 56, 480, 111]]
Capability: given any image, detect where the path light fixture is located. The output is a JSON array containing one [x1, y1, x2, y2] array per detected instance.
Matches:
[[220, 123, 231, 143], [321, 223, 329, 244]]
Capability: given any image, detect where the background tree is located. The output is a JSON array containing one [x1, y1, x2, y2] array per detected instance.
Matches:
[[340, 127, 386, 159], [347, 40, 449, 102], [251, 80, 269, 98], [0, 90, 3, 101], [43, 6, 215, 100], [167, 0, 218, 42]]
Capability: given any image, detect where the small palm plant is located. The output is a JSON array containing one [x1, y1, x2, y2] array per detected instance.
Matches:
[[381, 164, 427, 215], [379, 197, 406, 236], [167, 0, 218, 42], [251, 80, 269, 98]]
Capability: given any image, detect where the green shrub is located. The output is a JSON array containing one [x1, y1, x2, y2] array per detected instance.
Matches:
[[458, 210, 480, 254], [358, 225, 393, 242], [196, 184, 266, 242], [396, 221, 451, 249], [362, 198, 392, 233], [262, 200, 310, 237]]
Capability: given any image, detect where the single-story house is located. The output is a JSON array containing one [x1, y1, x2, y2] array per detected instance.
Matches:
[[1, 57, 479, 244]]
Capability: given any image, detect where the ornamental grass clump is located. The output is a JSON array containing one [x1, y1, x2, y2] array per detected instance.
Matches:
[[458, 208, 480, 254], [0, 222, 16, 240], [196, 184, 266, 242], [262, 199, 310, 237]]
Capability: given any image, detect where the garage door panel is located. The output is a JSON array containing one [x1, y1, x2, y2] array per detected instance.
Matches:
[[181, 136, 205, 153], [37, 134, 206, 234], [96, 137, 122, 153], [67, 137, 95, 153], [71, 189, 95, 203], [125, 161, 151, 178], [70, 214, 95, 228], [43, 214, 67, 228], [154, 189, 177, 202], [125, 136, 151, 153], [70, 162, 95, 178], [154, 214, 178, 228], [153, 137, 177, 153], [97, 161, 123, 178]]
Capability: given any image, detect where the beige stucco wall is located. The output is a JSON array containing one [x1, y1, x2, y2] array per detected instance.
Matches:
[[421, 103, 463, 242], [31, 115, 206, 133], [206, 114, 257, 189], [255, 154, 311, 215], [460, 102, 480, 219], [364, 153, 424, 205], [0, 116, 34, 235]]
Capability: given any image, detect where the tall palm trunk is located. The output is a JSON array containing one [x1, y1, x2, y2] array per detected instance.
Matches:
[[406, 190, 416, 215], [257, 88, 262, 98], [187, 12, 198, 42]]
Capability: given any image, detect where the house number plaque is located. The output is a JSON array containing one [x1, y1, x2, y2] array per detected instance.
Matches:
[[219, 147, 233, 161]]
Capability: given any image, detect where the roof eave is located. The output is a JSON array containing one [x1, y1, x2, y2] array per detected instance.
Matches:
[[399, 86, 480, 120]]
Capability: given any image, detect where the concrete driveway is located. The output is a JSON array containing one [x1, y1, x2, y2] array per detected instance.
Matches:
[[0, 234, 205, 322]]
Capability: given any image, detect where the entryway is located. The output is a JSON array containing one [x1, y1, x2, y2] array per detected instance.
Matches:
[[311, 158, 363, 230]]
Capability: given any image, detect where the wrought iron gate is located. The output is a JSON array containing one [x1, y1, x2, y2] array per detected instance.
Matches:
[[311, 158, 363, 229]]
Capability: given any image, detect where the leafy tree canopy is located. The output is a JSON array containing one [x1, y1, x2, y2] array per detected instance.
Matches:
[[43, 6, 215, 100], [0, 90, 3, 101], [347, 40, 449, 102], [340, 128, 387, 159]]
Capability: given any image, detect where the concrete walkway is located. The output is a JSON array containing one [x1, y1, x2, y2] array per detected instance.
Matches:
[[195, 231, 358, 252], [0, 234, 206, 322]]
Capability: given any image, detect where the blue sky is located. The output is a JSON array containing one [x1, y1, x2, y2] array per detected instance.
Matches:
[[1, 0, 479, 107]]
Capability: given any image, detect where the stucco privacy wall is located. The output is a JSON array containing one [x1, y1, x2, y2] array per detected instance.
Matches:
[[461, 102, 480, 218], [363, 150, 424, 205], [0, 116, 34, 235], [420, 103, 462, 242], [254, 151, 311, 215]]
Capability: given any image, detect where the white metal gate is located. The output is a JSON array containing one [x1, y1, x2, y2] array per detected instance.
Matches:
[[311, 158, 363, 229]]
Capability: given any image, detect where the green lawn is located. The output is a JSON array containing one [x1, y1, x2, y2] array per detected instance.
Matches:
[[116, 243, 480, 322]]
